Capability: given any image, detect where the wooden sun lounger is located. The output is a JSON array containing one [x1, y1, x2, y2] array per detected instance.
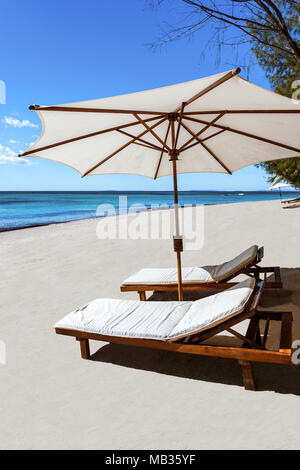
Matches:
[[121, 247, 282, 301], [55, 281, 293, 391]]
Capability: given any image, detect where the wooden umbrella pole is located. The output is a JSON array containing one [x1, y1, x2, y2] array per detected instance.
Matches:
[[170, 118, 183, 301], [172, 159, 183, 301]]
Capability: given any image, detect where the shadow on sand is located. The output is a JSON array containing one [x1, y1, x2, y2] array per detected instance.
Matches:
[[91, 268, 300, 395]]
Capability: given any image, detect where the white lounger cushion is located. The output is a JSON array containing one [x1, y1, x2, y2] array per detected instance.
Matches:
[[123, 245, 258, 285], [55, 278, 255, 342], [56, 299, 191, 341]]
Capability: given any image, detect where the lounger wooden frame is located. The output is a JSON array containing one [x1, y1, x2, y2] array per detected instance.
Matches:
[[282, 196, 300, 209], [55, 281, 293, 391], [120, 246, 282, 301]]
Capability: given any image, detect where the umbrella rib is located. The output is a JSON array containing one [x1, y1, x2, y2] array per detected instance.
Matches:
[[20, 115, 163, 157], [180, 121, 232, 174], [82, 117, 167, 177], [174, 104, 185, 150], [173, 68, 240, 112], [116, 129, 167, 152], [200, 141, 232, 174], [133, 114, 171, 152], [179, 112, 226, 151], [154, 121, 171, 180], [184, 109, 300, 115], [181, 130, 226, 152], [127, 140, 161, 151], [183, 116, 300, 154], [29, 104, 167, 116]]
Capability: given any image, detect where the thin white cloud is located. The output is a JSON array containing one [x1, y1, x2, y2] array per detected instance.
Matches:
[[9, 139, 20, 145], [0, 144, 32, 165], [0, 155, 30, 165], [3, 116, 38, 128]]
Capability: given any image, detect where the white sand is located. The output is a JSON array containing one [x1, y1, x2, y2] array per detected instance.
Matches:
[[0, 200, 300, 450]]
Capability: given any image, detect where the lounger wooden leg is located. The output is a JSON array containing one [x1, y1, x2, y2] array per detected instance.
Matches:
[[139, 291, 146, 301], [239, 360, 256, 391], [255, 325, 262, 346], [77, 338, 90, 359]]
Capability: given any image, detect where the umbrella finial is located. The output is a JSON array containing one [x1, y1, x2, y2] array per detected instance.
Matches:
[[168, 113, 179, 122], [169, 149, 180, 161]]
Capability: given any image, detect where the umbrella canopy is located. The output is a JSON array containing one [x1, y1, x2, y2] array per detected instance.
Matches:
[[22, 69, 300, 177], [20, 68, 300, 300]]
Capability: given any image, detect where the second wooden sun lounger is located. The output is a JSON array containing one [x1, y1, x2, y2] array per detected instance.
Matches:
[[121, 245, 282, 300], [55, 279, 293, 391]]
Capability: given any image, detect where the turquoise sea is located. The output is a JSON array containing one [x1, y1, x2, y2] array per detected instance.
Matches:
[[0, 190, 299, 231]]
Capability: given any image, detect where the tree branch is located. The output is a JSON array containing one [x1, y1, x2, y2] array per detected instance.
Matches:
[[149, 0, 300, 62], [188, 4, 294, 56], [183, 0, 273, 30], [254, 0, 300, 61]]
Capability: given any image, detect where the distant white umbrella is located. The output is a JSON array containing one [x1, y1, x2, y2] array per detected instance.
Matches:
[[20, 68, 300, 300], [269, 181, 300, 204], [268, 182, 291, 191]]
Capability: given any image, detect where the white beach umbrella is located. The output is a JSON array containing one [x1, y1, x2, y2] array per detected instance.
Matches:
[[20, 68, 300, 300]]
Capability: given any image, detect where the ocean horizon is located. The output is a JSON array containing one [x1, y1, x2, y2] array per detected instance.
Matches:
[[1, 190, 299, 232]]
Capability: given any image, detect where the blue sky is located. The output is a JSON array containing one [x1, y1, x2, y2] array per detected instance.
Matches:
[[0, 0, 276, 191]]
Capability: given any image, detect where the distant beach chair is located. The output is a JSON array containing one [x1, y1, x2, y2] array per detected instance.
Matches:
[[55, 279, 293, 391], [121, 245, 282, 300], [282, 195, 300, 208]]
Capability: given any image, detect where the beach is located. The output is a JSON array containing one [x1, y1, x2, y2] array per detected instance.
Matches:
[[1, 199, 300, 449]]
